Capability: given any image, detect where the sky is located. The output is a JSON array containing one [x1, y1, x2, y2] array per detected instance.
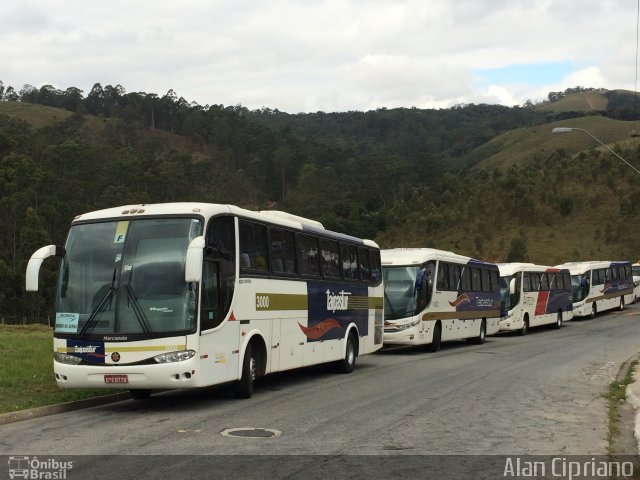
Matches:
[[1, 0, 638, 113]]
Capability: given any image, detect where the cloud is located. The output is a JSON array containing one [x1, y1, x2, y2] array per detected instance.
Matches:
[[0, 0, 638, 112]]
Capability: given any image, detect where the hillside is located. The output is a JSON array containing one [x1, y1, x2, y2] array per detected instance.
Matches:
[[0, 102, 72, 128], [1, 85, 640, 322], [535, 90, 609, 113]]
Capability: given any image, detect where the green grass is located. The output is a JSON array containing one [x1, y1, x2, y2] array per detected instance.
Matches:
[[535, 90, 609, 113], [0, 102, 72, 128], [0, 324, 116, 414], [478, 116, 638, 171]]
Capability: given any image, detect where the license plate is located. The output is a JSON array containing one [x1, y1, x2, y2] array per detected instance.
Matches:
[[104, 374, 128, 384]]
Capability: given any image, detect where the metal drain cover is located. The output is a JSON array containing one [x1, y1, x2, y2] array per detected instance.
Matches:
[[221, 428, 282, 438]]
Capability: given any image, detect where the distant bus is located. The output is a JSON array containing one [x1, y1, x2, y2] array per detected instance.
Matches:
[[498, 263, 573, 335], [555, 261, 634, 319], [632, 263, 640, 301], [381, 248, 500, 351], [26, 203, 384, 399]]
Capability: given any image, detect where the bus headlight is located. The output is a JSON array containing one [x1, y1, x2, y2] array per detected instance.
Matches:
[[389, 318, 421, 331], [54, 352, 83, 365], [153, 350, 196, 363]]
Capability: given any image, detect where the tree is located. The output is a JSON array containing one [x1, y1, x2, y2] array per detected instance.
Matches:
[[18, 208, 52, 323], [506, 233, 529, 262], [85, 83, 105, 115]]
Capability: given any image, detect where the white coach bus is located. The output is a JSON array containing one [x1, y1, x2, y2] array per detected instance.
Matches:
[[381, 248, 501, 351], [632, 263, 640, 301], [26, 203, 384, 399], [555, 261, 634, 319], [498, 263, 573, 335]]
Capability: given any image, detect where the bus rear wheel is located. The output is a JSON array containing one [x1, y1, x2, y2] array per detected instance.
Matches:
[[336, 332, 357, 374], [469, 319, 486, 344], [619, 297, 625, 311], [236, 345, 257, 399], [554, 312, 562, 329], [590, 303, 597, 319]]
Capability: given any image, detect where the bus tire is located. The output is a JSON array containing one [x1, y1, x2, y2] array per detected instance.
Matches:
[[236, 345, 257, 399], [130, 389, 151, 400], [590, 303, 597, 319], [469, 319, 486, 344], [426, 323, 441, 352], [519, 317, 529, 336], [619, 297, 625, 311], [554, 311, 562, 329], [336, 331, 357, 374]]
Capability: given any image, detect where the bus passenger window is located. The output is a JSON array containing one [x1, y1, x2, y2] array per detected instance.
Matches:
[[540, 273, 549, 291], [358, 247, 370, 282], [270, 228, 296, 275], [370, 250, 382, 285], [341, 244, 358, 280], [449, 264, 461, 291], [298, 234, 319, 276], [461, 267, 471, 291], [320, 239, 341, 278], [239, 221, 269, 273], [471, 268, 481, 291], [481, 269, 491, 292]]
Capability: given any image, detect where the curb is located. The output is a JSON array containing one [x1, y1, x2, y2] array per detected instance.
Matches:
[[0, 392, 131, 426], [625, 363, 640, 455]]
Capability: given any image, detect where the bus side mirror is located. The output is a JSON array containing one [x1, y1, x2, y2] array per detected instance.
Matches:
[[185, 236, 205, 283], [509, 278, 516, 295], [25, 245, 65, 291]]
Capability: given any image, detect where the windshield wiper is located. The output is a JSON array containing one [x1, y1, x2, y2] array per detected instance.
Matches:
[[79, 267, 118, 336], [384, 290, 396, 316], [125, 284, 152, 335], [121, 265, 152, 335]]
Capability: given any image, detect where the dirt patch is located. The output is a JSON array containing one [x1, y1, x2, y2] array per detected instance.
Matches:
[[614, 399, 638, 455]]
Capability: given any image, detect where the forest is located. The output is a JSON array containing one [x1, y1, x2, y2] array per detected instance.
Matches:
[[1, 81, 639, 323]]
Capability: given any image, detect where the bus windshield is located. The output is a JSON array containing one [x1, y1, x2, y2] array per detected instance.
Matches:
[[499, 275, 513, 313], [55, 217, 203, 337], [570, 274, 589, 302], [383, 266, 421, 319]]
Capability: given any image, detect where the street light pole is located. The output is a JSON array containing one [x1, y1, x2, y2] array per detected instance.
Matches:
[[551, 127, 640, 175]]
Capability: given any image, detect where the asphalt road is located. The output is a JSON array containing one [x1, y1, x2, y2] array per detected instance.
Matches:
[[2, 306, 640, 478]]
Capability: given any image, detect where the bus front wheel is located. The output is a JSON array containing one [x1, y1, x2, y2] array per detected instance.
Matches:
[[519, 318, 529, 336], [426, 323, 442, 352], [619, 297, 625, 311], [236, 345, 257, 399], [590, 303, 597, 319]]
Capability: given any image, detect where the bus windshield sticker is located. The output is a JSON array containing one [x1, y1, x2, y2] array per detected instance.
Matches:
[[55, 312, 80, 333], [114, 221, 129, 244]]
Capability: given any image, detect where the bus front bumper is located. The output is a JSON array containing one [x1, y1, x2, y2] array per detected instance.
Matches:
[[53, 357, 203, 390]]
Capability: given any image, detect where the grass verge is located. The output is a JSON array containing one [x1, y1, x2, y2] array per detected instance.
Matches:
[[0, 324, 116, 414]]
